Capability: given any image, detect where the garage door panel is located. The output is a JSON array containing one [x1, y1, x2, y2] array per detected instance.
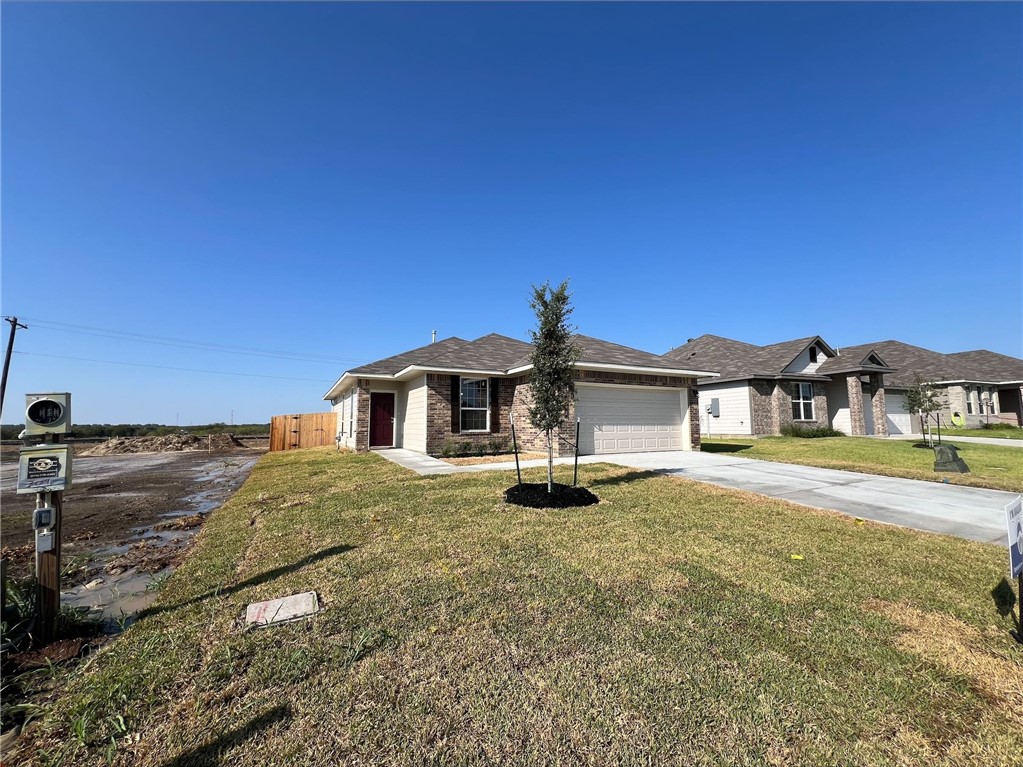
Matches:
[[886, 393, 914, 435], [577, 386, 686, 455]]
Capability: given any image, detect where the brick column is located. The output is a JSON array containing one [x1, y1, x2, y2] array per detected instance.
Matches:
[[869, 374, 888, 437], [772, 382, 792, 434], [688, 386, 701, 451], [354, 381, 371, 452], [846, 374, 866, 436]]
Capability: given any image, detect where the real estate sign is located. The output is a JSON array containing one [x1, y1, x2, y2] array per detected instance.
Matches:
[[1006, 496, 1023, 579]]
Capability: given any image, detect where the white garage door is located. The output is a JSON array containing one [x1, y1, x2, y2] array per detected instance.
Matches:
[[886, 392, 914, 435], [576, 385, 687, 455]]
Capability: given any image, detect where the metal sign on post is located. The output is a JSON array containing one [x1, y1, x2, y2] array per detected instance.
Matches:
[[1006, 495, 1023, 580], [19, 392, 72, 645]]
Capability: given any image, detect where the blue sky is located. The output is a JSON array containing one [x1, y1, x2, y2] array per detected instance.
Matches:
[[2, 2, 1020, 424]]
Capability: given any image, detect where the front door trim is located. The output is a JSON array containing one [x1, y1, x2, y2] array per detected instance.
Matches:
[[369, 392, 396, 448]]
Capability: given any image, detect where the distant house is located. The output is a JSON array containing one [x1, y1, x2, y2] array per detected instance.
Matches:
[[323, 334, 717, 456], [663, 335, 1023, 436]]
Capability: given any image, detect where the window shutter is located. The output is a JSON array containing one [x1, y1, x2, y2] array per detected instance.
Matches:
[[489, 378, 500, 433], [450, 375, 461, 433]]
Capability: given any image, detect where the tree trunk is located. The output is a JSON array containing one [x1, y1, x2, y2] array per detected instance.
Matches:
[[546, 430, 554, 493]]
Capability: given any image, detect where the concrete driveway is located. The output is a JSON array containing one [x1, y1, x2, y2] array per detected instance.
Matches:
[[378, 448, 1019, 545]]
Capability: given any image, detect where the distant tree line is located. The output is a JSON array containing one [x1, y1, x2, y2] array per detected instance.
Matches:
[[0, 423, 270, 440]]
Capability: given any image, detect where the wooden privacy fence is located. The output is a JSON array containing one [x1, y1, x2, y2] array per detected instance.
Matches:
[[270, 412, 337, 452]]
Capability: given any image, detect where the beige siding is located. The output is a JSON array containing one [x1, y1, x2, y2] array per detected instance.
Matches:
[[402, 375, 428, 452], [783, 344, 829, 375], [336, 388, 358, 450], [700, 382, 753, 436]]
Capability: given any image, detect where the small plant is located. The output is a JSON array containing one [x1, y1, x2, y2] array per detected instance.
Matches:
[[781, 423, 846, 438], [440, 439, 459, 458]]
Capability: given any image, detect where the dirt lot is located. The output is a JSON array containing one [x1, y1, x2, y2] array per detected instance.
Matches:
[[0, 446, 264, 588]]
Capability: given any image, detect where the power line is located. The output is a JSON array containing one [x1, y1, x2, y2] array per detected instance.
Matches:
[[13, 316, 366, 365], [12, 350, 333, 383]]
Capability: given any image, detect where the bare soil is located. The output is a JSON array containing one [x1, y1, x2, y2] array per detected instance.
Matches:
[[0, 447, 263, 581], [441, 451, 546, 465]]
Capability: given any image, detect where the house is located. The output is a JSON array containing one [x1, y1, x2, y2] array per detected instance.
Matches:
[[662, 335, 893, 437], [323, 334, 719, 456], [663, 335, 1023, 436], [824, 341, 1023, 431]]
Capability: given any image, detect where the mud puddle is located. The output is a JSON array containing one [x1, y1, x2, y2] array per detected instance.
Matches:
[[1, 450, 261, 632]]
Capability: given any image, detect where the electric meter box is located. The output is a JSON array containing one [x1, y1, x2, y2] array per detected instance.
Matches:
[[17, 444, 72, 494], [24, 393, 71, 436]]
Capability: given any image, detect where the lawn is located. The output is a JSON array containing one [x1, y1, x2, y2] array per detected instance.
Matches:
[[702, 436, 1023, 493], [939, 428, 1022, 440], [12, 449, 1022, 766]]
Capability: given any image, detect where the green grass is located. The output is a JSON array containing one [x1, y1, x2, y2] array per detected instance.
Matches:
[[940, 427, 1023, 440], [14, 449, 1023, 766], [702, 436, 1023, 492]]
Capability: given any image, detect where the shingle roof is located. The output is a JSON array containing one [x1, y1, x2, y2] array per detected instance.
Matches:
[[573, 334, 696, 371], [330, 332, 713, 399], [347, 336, 469, 376], [945, 350, 1023, 383], [425, 333, 533, 372], [843, 341, 1023, 388], [663, 334, 822, 380]]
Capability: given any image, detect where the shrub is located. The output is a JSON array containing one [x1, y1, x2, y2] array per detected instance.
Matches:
[[781, 423, 846, 438], [980, 422, 1021, 431], [440, 439, 458, 457]]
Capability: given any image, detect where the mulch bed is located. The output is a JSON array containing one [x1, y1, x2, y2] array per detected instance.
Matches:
[[504, 483, 599, 509]]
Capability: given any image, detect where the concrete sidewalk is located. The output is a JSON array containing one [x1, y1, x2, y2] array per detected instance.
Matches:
[[372, 448, 1019, 545]]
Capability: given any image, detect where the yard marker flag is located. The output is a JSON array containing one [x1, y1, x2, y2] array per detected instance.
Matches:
[[1006, 496, 1023, 579]]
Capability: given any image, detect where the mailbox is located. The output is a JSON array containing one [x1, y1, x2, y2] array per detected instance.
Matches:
[[24, 393, 71, 436]]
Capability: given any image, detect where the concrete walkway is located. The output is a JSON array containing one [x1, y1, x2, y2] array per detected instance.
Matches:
[[372, 449, 1019, 545]]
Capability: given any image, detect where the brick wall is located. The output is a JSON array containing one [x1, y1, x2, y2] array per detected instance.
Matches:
[[750, 380, 775, 435], [425, 374, 517, 455], [354, 381, 371, 452], [425, 369, 700, 455]]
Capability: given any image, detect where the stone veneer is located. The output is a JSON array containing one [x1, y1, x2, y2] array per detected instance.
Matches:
[[869, 374, 888, 437], [749, 379, 827, 435], [846, 374, 866, 436], [354, 380, 371, 452]]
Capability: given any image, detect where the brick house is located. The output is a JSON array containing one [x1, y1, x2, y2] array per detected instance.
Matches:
[[324, 334, 718, 456], [663, 334, 1023, 436]]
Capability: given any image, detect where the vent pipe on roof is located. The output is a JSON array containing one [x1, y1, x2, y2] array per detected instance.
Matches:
[[432, 330, 437, 344]]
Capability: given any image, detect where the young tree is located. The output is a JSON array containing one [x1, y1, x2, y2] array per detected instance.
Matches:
[[528, 280, 581, 493], [906, 372, 942, 446]]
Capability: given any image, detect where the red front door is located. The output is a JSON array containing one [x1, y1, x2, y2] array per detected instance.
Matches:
[[369, 393, 395, 447]]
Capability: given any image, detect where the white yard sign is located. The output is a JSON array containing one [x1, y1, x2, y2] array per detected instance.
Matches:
[[1006, 496, 1023, 579]]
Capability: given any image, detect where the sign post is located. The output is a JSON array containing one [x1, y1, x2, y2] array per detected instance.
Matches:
[[16, 393, 72, 644]]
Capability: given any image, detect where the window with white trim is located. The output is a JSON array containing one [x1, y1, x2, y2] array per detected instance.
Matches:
[[965, 385, 973, 415], [460, 377, 489, 431], [792, 383, 814, 421]]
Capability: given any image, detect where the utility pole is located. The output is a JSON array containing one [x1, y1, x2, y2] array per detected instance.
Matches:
[[1, 316, 28, 418]]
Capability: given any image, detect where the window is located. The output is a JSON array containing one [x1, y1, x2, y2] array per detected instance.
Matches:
[[965, 385, 973, 415], [809, 346, 818, 363], [460, 377, 489, 431], [792, 383, 814, 421]]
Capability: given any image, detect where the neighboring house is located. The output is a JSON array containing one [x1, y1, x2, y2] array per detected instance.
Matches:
[[662, 335, 893, 437], [827, 341, 1023, 431], [323, 334, 718, 456], [663, 335, 1023, 436]]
